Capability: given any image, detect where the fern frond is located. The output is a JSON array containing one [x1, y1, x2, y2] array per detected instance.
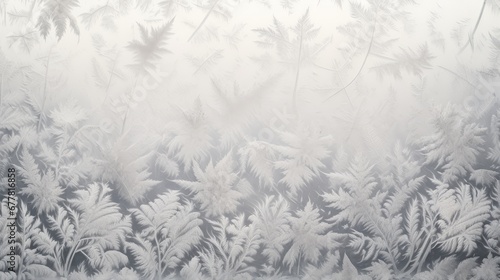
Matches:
[[130, 190, 202, 278], [323, 155, 377, 225], [36, 0, 80, 40], [0, 133, 20, 155], [419, 104, 486, 182], [283, 201, 336, 273], [155, 152, 179, 177], [127, 235, 157, 279], [0, 106, 35, 130], [16, 149, 62, 213], [200, 215, 261, 278], [69, 183, 132, 245], [275, 125, 332, 196], [180, 256, 206, 280], [250, 195, 292, 264], [128, 19, 174, 73], [372, 44, 434, 79], [469, 169, 499, 186], [17, 202, 58, 279], [7, 28, 39, 53], [160, 0, 192, 17], [98, 133, 161, 205], [189, 49, 223, 75], [253, 16, 291, 55], [80, 4, 118, 28], [488, 110, 500, 164], [239, 141, 276, 188], [437, 184, 490, 255]]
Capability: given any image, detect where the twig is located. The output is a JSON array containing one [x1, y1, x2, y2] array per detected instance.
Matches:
[[102, 52, 120, 104], [292, 29, 303, 116], [437, 65, 479, 90], [187, 0, 221, 42], [38, 46, 53, 132], [458, 0, 488, 54], [324, 15, 378, 102]]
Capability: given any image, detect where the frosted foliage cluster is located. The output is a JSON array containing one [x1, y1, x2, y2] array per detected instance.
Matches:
[[1, 0, 500, 279]]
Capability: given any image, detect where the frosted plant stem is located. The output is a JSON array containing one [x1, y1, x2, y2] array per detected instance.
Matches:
[[296, 250, 302, 276], [334, 61, 353, 108], [411, 211, 437, 274], [416, 236, 433, 273], [64, 239, 80, 277], [324, 16, 377, 102], [2, 3, 5, 26], [438, 65, 479, 90], [155, 231, 162, 280], [121, 108, 128, 134], [38, 47, 53, 132], [0, 73, 3, 108], [458, 0, 487, 54], [121, 76, 140, 135], [102, 52, 119, 105], [292, 31, 303, 117], [187, 0, 221, 42]]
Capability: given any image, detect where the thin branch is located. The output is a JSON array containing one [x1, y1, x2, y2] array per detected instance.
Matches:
[[38, 46, 53, 132], [102, 52, 120, 104], [324, 17, 378, 102], [187, 0, 221, 42], [458, 0, 488, 54], [437, 65, 482, 94], [291, 29, 303, 116]]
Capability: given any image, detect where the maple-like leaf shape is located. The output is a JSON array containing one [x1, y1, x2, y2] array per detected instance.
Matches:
[[283, 201, 337, 274], [167, 98, 213, 173], [275, 125, 332, 197], [173, 152, 251, 217]]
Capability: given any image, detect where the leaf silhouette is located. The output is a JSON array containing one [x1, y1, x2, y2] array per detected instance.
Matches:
[[283, 201, 338, 275], [419, 105, 486, 182], [128, 190, 203, 279], [189, 215, 261, 279], [128, 19, 175, 73], [36, 0, 80, 40], [173, 151, 251, 217]]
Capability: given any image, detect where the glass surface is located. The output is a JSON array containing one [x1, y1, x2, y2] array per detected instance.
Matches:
[[1, 1, 499, 279]]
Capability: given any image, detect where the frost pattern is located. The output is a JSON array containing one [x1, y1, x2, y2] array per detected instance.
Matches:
[[1, 0, 500, 279]]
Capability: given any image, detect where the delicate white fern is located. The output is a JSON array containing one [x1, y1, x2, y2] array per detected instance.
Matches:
[[128, 190, 203, 279], [249, 195, 292, 265], [283, 201, 338, 276]]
